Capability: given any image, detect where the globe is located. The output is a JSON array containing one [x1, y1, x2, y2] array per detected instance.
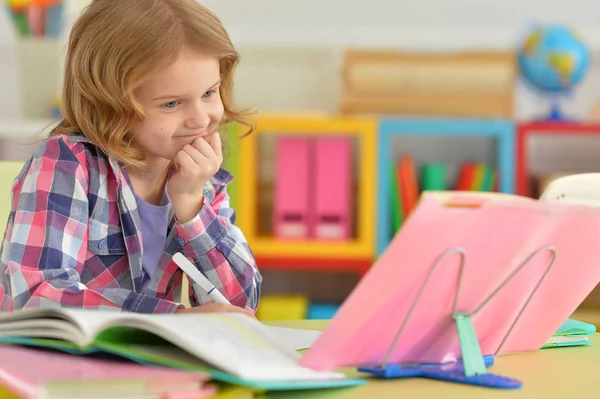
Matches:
[[517, 24, 590, 120]]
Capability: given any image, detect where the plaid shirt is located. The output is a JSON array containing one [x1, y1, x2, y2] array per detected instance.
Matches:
[[0, 134, 262, 313]]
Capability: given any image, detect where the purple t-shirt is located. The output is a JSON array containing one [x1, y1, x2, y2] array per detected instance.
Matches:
[[134, 193, 172, 290]]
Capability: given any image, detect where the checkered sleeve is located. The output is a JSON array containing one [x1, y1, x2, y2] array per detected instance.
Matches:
[[2, 137, 179, 313], [174, 177, 262, 311]]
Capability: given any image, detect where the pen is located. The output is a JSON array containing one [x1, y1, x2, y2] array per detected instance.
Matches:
[[172, 253, 230, 304]]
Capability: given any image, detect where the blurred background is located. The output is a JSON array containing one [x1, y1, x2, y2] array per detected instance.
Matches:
[[2, 0, 600, 324]]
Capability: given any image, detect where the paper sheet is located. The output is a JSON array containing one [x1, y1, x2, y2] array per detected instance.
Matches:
[[266, 326, 321, 351]]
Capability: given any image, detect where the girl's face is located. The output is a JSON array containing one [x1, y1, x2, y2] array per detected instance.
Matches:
[[131, 48, 224, 167]]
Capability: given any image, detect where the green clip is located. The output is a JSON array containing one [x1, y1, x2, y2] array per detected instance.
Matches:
[[453, 313, 487, 377]]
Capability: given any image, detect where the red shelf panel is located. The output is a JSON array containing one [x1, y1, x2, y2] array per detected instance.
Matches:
[[517, 122, 600, 196], [255, 256, 373, 277]]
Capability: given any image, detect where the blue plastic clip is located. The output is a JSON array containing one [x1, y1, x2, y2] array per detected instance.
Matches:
[[358, 354, 522, 389]]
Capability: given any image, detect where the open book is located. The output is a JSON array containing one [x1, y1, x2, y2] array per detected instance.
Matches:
[[0, 308, 364, 391]]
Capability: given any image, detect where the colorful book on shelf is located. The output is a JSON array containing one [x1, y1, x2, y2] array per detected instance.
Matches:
[[456, 162, 496, 191], [44, 0, 63, 38], [0, 345, 212, 399], [6, 1, 30, 37], [481, 166, 496, 192], [542, 318, 596, 348], [472, 164, 496, 192], [471, 163, 486, 190], [390, 164, 404, 233], [455, 162, 477, 190], [5, 0, 63, 38], [0, 309, 365, 391], [421, 163, 447, 191], [398, 154, 419, 218]]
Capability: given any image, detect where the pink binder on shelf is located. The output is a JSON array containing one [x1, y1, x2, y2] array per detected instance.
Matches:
[[300, 191, 600, 371], [311, 137, 352, 240], [274, 137, 312, 239]]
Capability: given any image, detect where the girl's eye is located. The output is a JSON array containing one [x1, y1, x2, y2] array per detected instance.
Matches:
[[202, 90, 215, 98], [164, 100, 179, 109]]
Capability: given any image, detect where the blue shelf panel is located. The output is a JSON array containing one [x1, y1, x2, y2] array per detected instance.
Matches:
[[376, 118, 516, 255]]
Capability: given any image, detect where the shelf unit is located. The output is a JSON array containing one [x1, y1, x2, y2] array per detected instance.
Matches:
[[516, 122, 600, 197], [377, 118, 515, 255], [236, 114, 377, 276]]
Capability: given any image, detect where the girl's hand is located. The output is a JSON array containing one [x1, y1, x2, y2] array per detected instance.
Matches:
[[175, 303, 255, 317], [168, 132, 222, 223]]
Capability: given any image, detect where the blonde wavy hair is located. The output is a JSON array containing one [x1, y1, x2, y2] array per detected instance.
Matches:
[[51, 0, 253, 169]]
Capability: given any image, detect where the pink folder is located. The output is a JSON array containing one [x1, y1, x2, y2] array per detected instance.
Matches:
[[274, 137, 312, 239], [311, 137, 352, 240], [0, 345, 209, 399], [301, 191, 600, 370]]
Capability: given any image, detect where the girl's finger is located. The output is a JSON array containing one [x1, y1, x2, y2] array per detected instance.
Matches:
[[192, 136, 216, 158], [175, 150, 196, 175], [182, 144, 206, 166], [207, 132, 222, 158]]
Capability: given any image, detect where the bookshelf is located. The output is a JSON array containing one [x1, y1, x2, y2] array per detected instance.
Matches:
[[236, 114, 377, 276], [377, 118, 515, 255]]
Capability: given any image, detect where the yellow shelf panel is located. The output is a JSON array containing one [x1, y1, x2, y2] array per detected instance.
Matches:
[[248, 237, 373, 259], [237, 114, 378, 262], [254, 115, 376, 136]]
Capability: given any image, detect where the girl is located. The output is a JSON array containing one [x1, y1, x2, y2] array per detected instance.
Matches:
[[0, 0, 262, 314]]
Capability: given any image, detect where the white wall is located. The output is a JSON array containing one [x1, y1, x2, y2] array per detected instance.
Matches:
[[2, 1, 600, 155], [202, 0, 600, 50], [3, 0, 600, 122], [201, 0, 600, 121], [0, 8, 22, 120], [232, 44, 600, 122]]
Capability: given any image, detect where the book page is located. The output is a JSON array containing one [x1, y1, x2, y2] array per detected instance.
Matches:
[[546, 335, 589, 344], [59, 309, 130, 343], [0, 319, 83, 343], [265, 326, 321, 351], [91, 312, 345, 382], [0, 308, 103, 345]]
